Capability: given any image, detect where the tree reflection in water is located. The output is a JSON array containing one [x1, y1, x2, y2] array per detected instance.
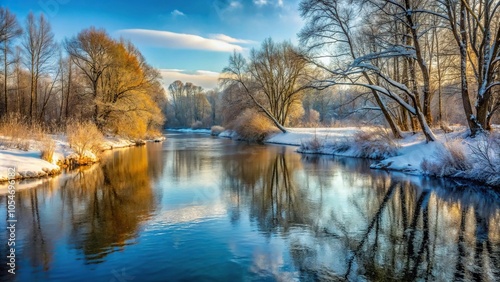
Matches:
[[0, 139, 498, 281], [0, 144, 163, 271], [222, 152, 500, 281]]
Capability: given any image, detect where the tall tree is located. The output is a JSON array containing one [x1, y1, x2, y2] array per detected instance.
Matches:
[[65, 27, 114, 126], [443, 0, 500, 136], [0, 7, 22, 117], [222, 39, 311, 133], [22, 12, 55, 121], [299, 0, 405, 138]]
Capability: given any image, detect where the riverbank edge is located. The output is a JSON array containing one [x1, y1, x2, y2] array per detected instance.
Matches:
[[217, 127, 499, 187], [0, 135, 166, 182]]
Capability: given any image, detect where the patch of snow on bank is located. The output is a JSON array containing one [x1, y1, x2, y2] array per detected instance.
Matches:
[[370, 140, 441, 174], [266, 127, 360, 146], [0, 149, 61, 181], [219, 130, 238, 139]]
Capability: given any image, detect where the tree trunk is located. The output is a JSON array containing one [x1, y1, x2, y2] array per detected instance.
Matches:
[[459, 2, 480, 136], [404, 0, 433, 126], [364, 73, 402, 138], [65, 63, 71, 120], [3, 42, 8, 117]]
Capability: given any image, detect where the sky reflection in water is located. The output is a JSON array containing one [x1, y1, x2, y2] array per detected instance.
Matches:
[[1, 133, 499, 281]]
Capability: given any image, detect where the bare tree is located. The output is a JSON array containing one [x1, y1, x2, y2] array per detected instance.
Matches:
[[22, 12, 56, 122], [65, 27, 114, 126], [222, 39, 312, 133], [0, 7, 22, 117], [442, 0, 500, 136], [299, 0, 439, 140]]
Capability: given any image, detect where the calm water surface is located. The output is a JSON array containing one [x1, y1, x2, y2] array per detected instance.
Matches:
[[1, 133, 499, 281]]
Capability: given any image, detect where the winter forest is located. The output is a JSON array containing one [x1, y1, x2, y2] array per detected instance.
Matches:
[[1, 1, 499, 140]]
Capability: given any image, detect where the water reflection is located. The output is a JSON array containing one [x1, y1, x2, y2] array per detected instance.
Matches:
[[0, 144, 163, 276], [65, 145, 162, 264], [1, 135, 499, 282], [221, 146, 314, 233], [220, 151, 500, 281]]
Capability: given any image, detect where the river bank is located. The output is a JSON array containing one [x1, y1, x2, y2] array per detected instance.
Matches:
[[0, 135, 165, 182], [218, 126, 500, 187]]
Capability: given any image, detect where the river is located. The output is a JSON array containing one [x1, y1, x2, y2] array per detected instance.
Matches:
[[1, 132, 499, 281]]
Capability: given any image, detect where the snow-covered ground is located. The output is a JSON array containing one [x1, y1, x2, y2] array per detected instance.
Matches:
[[0, 149, 61, 181], [266, 127, 361, 146], [0, 134, 165, 183], [263, 126, 498, 186]]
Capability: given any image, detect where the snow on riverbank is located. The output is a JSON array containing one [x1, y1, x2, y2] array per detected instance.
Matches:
[[263, 126, 499, 186], [0, 135, 165, 182], [0, 149, 61, 181], [266, 127, 360, 146]]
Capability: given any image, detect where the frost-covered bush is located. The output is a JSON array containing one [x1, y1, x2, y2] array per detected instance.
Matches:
[[353, 128, 399, 159], [421, 140, 471, 177], [467, 133, 500, 186], [67, 121, 104, 163], [421, 134, 500, 187], [210, 125, 225, 136]]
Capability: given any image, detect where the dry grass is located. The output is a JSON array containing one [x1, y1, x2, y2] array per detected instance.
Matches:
[[211, 125, 225, 136], [67, 121, 104, 160], [231, 109, 278, 143], [39, 135, 56, 163], [300, 134, 324, 152], [191, 120, 204, 129], [0, 113, 45, 150]]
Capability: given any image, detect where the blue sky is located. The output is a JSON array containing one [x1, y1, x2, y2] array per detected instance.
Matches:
[[4, 0, 304, 89]]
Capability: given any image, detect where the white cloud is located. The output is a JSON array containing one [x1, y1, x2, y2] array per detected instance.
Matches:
[[229, 1, 243, 9], [277, 0, 283, 7], [160, 69, 220, 90], [253, 0, 268, 6], [118, 29, 244, 52], [209, 34, 256, 44], [171, 9, 185, 17]]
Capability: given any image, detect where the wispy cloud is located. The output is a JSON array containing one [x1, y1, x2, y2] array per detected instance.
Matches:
[[254, 0, 268, 6], [171, 9, 185, 17], [118, 29, 245, 52], [209, 34, 256, 44], [160, 69, 220, 90]]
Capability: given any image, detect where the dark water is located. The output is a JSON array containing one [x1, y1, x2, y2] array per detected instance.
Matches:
[[1, 133, 499, 281]]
